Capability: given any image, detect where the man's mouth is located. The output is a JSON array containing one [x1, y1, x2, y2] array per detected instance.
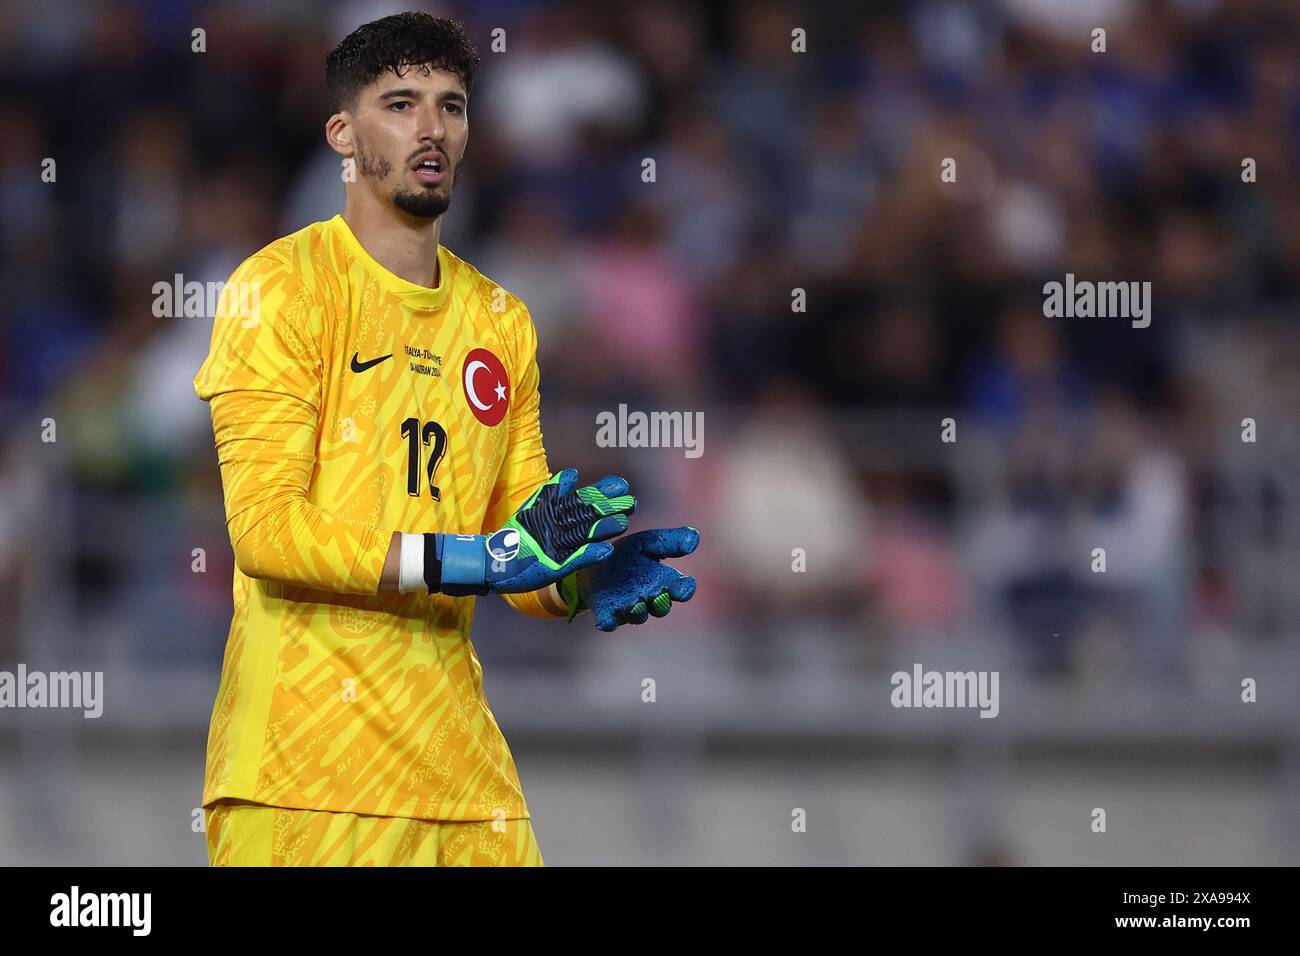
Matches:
[[412, 155, 447, 184]]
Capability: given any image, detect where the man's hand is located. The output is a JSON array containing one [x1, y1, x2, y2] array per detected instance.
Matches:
[[437, 469, 636, 595], [559, 526, 700, 631]]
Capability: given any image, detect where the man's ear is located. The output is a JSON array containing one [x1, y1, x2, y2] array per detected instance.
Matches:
[[325, 112, 354, 158]]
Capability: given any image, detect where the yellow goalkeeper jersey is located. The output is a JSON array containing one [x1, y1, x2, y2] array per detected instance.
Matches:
[[193, 214, 560, 822]]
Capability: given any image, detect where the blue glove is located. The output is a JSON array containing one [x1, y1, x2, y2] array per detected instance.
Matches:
[[434, 469, 635, 596], [558, 527, 700, 631]]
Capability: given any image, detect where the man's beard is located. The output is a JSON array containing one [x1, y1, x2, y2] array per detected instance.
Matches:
[[393, 186, 451, 220], [356, 138, 460, 220]]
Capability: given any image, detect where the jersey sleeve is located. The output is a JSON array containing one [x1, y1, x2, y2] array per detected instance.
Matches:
[[195, 255, 390, 595], [486, 304, 568, 620], [194, 254, 323, 406]]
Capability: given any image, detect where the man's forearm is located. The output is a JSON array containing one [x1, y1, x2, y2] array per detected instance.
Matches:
[[379, 530, 567, 614], [536, 581, 568, 615], [378, 531, 402, 592], [499, 581, 570, 618], [214, 390, 395, 595]]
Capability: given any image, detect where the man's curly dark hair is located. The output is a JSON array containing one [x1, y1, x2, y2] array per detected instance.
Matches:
[[326, 12, 481, 113]]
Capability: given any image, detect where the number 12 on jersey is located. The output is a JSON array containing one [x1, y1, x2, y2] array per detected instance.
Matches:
[[400, 417, 448, 501]]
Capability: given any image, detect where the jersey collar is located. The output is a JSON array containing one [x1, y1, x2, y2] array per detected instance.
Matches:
[[330, 214, 452, 312]]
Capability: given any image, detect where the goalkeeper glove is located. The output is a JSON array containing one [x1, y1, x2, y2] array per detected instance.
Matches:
[[432, 469, 636, 596], [558, 526, 700, 631]]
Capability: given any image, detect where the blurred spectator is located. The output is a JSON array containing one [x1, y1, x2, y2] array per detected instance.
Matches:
[[1, 0, 1299, 688]]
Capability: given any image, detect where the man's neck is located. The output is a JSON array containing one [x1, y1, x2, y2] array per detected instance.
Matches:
[[342, 195, 442, 288]]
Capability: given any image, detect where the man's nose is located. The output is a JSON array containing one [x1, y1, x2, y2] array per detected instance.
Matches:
[[418, 103, 446, 142]]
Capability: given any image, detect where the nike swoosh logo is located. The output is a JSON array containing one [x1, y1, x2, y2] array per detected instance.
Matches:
[[350, 352, 393, 373]]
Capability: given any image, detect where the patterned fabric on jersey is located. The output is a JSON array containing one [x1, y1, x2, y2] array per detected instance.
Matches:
[[193, 214, 563, 825], [205, 799, 544, 867]]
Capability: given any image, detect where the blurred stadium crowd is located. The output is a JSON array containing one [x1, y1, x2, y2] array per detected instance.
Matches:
[[2, 0, 1300, 693]]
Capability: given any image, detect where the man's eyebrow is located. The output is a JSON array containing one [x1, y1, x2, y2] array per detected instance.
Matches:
[[377, 88, 467, 104]]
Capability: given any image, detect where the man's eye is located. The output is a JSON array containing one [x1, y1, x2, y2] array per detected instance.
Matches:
[[444, 103, 461, 114], [388, 101, 411, 111]]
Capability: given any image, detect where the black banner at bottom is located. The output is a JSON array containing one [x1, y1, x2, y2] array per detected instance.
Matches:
[[0, 866, 1274, 941]]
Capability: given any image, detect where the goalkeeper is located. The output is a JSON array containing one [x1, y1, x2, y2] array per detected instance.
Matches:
[[193, 12, 698, 868]]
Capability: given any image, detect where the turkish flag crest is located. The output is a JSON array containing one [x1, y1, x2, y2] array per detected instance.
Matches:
[[462, 347, 510, 426]]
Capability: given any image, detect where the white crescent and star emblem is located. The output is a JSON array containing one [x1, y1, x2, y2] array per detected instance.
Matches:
[[464, 359, 495, 411], [462, 348, 510, 426]]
